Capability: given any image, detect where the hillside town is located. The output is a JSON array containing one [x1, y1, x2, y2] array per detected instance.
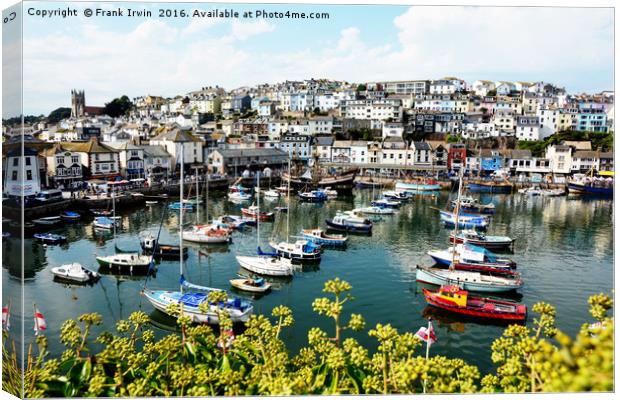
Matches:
[[2, 77, 614, 196]]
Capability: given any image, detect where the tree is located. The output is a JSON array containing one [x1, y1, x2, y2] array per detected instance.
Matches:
[[487, 89, 497, 96], [47, 107, 71, 123], [103, 95, 133, 118], [356, 84, 367, 92]]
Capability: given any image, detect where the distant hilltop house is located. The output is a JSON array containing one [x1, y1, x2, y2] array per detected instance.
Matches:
[[71, 89, 105, 118]]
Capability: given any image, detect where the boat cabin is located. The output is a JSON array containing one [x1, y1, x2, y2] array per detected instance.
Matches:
[[437, 285, 468, 307]]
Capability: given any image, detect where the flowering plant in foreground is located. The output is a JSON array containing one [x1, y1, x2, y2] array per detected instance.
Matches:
[[2, 279, 613, 396]]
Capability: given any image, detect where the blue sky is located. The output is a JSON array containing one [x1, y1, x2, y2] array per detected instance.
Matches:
[[7, 1, 615, 116]]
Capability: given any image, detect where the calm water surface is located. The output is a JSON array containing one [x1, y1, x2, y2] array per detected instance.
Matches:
[[2, 190, 613, 374]]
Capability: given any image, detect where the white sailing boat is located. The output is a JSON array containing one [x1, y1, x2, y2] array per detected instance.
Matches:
[[143, 141, 253, 324], [235, 171, 294, 277]]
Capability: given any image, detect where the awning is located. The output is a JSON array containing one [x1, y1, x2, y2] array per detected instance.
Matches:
[[598, 171, 614, 177]]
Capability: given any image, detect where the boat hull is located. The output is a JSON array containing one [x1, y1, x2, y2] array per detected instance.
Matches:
[[325, 219, 372, 233], [422, 289, 526, 321], [143, 290, 253, 324], [449, 235, 515, 251], [236, 256, 294, 277], [395, 182, 441, 192], [467, 183, 513, 193], [567, 182, 613, 197], [283, 171, 357, 193], [415, 267, 522, 293]]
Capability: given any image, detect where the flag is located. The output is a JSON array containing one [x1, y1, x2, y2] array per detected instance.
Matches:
[[2, 304, 9, 331], [415, 322, 437, 344], [34, 307, 47, 334]]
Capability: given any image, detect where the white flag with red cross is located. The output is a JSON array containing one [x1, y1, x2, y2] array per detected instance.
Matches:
[[415, 321, 437, 344], [34, 307, 47, 334]]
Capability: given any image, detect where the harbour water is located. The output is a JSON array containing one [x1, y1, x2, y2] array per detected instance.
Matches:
[[2, 190, 613, 374]]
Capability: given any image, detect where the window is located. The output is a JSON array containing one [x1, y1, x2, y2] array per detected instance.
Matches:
[[26, 170, 32, 180], [56, 156, 64, 165], [25, 157, 31, 166], [71, 156, 79, 164], [13, 158, 18, 167], [12, 171, 18, 181]]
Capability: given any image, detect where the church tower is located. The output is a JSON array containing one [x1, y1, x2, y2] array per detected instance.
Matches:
[[71, 89, 85, 118]]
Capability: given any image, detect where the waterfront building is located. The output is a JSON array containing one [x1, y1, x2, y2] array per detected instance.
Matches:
[[142, 145, 172, 185], [447, 143, 467, 171], [570, 150, 600, 173], [331, 140, 352, 163], [208, 148, 289, 175], [599, 152, 614, 172], [2, 136, 45, 198], [350, 141, 369, 164], [108, 142, 145, 181], [149, 127, 204, 172], [61, 137, 120, 180], [380, 137, 409, 166], [412, 141, 432, 167], [314, 136, 334, 162], [545, 144, 572, 175], [42, 143, 83, 187], [277, 132, 313, 161]]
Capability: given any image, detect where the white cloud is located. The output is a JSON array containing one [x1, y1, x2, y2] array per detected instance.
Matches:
[[229, 20, 275, 41], [182, 8, 224, 37]]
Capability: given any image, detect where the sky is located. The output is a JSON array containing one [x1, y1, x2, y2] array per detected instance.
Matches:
[[3, 1, 615, 117]]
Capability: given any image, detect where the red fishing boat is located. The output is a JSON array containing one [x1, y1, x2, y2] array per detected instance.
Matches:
[[422, 285, 527, 321], [241, 205, 274, 222]]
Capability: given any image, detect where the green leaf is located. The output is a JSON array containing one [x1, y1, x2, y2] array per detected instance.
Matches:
[[80, 359, 92, 383]]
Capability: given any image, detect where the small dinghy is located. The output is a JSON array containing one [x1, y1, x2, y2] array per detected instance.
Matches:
[[60, 211, 81, 221], [34, 233, 67, 244], [32, 216, 62, 226], [298, 190, 328, 203], [93, 216, 117, 230], [51, 263, 100, 283], [230, 277, 272, 293], [90, 209, 113, 217], [263, 189, 280, 198], [370, 199, 400, 208], [242, 205, 274, 222], [383, 191, 412, 202], [355, 206, 395, 215], [169, 202, 194, 211]]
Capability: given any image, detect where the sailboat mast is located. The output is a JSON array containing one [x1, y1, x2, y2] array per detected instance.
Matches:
[[286, 158, 291, 241], [256, 171, 261, 248], [179, 142, 184, 293], [206, 147, 210, 223], [195, 166, 199, 223], [450, 170, 463, 269], [112, 186, 116, 244]]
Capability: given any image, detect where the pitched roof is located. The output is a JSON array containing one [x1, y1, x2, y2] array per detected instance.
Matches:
[[152, 128, 203, 143], [315, 136, 334, 146], [412, 141, 431, 150], [573, 150, 598, 158], [62, 138, 119, 153], [141, 145, 171, 158]]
